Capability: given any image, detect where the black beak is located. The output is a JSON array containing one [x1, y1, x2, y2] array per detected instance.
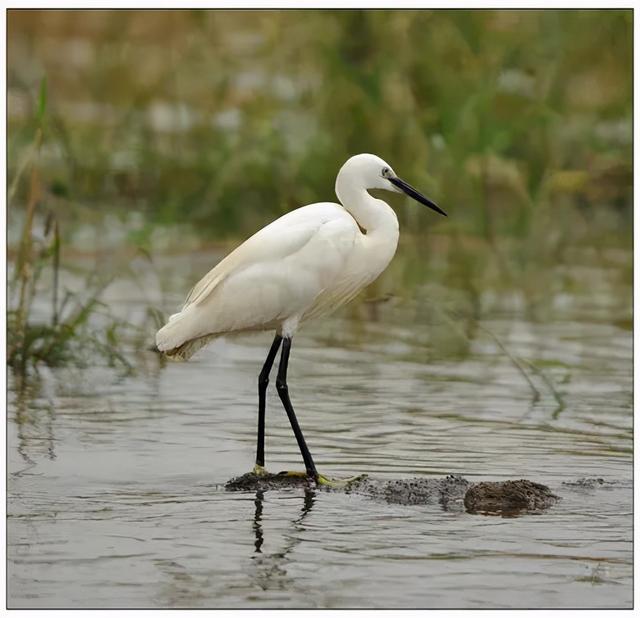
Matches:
[[389, 176, 447, 217]]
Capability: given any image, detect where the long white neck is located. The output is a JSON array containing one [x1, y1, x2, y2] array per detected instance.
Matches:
[[335, 175, 399, 240]]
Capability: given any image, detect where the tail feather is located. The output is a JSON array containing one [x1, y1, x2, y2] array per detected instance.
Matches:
[[163, 333, 218, 361], [155, 309, 217, 361]]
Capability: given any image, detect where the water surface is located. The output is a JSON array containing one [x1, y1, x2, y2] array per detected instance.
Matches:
[[8, 248, 632, 608]]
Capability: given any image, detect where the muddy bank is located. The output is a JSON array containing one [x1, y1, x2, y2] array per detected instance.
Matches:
[[226, 471, 559, 516]]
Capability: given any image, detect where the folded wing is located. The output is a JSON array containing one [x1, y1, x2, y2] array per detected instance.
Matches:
[[156, 203, 358, 359]]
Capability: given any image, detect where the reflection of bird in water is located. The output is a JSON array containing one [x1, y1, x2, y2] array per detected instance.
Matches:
[[250, 489, 316, 592], [156, 154, 445, 483], [253, 490, 265, 554], [151, 488, 317, 606]]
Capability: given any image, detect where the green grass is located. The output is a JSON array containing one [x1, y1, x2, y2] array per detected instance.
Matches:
[[8, 78, 133, 375]]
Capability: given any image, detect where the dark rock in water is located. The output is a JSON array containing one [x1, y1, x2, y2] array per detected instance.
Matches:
[[464, 480, 558, 515], [225, 471, 471, 507], [226, 471, 471, 508], [342, 474, 470, 508], [225, 471, 558, 516], [226, 470, 316, 492]]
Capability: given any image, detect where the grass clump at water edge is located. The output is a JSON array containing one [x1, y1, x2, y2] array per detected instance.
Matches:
[[8, 78, 133, 376]]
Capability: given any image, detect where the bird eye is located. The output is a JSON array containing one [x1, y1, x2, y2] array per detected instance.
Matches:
[[382, 167, 391, 177]]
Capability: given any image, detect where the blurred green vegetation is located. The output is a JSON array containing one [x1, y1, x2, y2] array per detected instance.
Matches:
[[7, 76, 133, 375], [8, 9, 632, 247], [4, 8, 632, 485], [6, 10, 633, 373]]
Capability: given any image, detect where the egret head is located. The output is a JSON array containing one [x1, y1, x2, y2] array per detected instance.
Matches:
[[337, 153, 446, 217]]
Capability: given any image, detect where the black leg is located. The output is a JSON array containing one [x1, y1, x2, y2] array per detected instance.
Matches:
[[275, 336, 318, 479], [256, 334, 283, 468]]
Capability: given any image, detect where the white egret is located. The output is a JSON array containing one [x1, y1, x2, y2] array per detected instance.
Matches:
[[156, 153, 446, 483]]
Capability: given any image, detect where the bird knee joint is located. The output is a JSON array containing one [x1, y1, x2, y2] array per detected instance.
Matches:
[[258, 374, 269, 388], [276, 379, 287, 392]]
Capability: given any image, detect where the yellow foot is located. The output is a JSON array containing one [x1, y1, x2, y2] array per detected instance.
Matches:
[[253, 467, 311, 479], [254, 467, 367, 488], [277, 470, 311, 478], [316, 473, 368, 488]]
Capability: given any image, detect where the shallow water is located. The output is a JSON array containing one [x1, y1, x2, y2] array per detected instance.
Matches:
[[8, 248, 632, 608]]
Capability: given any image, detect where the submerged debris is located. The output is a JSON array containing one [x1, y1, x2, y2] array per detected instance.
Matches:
[[561, 477, 610, 489], [226, 471, 559, 516]]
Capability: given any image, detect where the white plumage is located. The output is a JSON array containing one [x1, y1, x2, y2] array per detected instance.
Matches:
[[155, 153, 445, 481], [156, 153, 444, 360]]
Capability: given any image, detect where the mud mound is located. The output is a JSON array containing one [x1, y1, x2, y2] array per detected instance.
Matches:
[[225, 471, 559, 515], [225, 470, 316, 491], [464, 480, 558, 515], [342, 474, 470, 507]]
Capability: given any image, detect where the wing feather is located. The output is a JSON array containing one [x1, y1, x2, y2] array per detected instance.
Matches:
[[181, 203, 349, 310], [303, 270, 372, 322], [156, 202, 358, 358]]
